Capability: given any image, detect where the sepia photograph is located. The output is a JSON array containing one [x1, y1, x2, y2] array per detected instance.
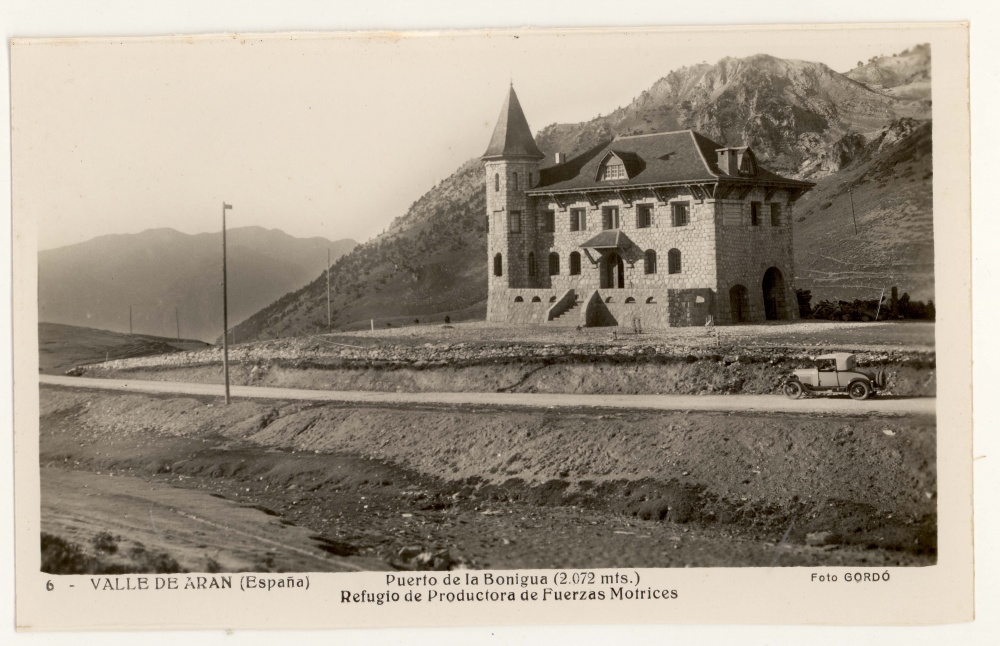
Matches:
[[9, 20, 975, 631]]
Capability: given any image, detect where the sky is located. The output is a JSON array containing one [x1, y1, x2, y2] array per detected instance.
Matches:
[[12, 26, 932, 251]]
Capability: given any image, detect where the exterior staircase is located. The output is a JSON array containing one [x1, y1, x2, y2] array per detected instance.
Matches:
[[548, 298, 583, 326]]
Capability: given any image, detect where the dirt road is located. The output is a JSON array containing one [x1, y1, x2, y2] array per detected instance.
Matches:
[[41, 469, 384, 573], [40, 374, 935, 416]]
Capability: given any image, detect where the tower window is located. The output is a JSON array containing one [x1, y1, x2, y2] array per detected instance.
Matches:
[[644, 249, 657, 274], [495, 173, 500, 192], [770, 202, 781, 226], [751, 202, 761, 226], [668, 248, 682, 274], [570, 251, 581, 275], [602, 206, 620, 230], [671, 202, 690, 227], [509, 210, 522, 233], [512, 172, 519, 191], [493, 253, 503, 277], [570, 208, 587, 231], [549, 252, 560, 276], [528, 252, 536, 277], [636, 204, 653, 228]]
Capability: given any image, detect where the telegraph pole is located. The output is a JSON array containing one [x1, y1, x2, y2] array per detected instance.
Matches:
[[222, 202, 233, 405], [326, 248, 332, 330]]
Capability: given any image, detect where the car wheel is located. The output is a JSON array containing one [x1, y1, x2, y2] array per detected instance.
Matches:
[[783, 381, 804, 399], [876, 369, 887, 389], [849, 380, 871, 401]]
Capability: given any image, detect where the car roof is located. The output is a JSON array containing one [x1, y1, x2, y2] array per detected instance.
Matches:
[[816, 352, 856, 361]]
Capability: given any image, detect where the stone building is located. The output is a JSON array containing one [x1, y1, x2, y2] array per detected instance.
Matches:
[[483, 86, 814, 327]]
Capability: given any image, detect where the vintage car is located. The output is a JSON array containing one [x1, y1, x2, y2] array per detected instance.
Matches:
[[782, 352, 887, 401]]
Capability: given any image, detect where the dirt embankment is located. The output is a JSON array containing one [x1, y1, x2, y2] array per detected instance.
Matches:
[[41, 387, 936, 568], [83, 352, 936, 398]]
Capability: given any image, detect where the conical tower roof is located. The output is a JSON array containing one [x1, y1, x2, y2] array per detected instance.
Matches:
[[482, 85, 546, 161]]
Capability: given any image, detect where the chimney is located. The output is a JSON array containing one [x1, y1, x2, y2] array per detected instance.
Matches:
[[716, 148, 738, 175], [554, 152, 566, 164]]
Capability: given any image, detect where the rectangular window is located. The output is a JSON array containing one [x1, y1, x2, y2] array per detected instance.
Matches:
[[569, 208, 587, 232], [770, 202, 781, 226], [602, 206, 620, 230], [542, 210, 556, 233], [671, 202, 690, 227], [750, 202, 761, 226], [509, 210, 521, 233], [636, 204, 653, 228]]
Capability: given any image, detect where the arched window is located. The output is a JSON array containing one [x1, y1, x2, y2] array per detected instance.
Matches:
[[549, 252, 560, 276], [569, 251, 581, 276], [527, 252, 536, 277], [668, 248, 682, 274], [512, 172, 519, 191], [494, 173, 500, 192], [644, 249, 657, 275], [493, 253, 503, 277]]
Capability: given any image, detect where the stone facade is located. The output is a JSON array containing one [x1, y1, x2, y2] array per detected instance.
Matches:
[[482, 87, 812, 328]]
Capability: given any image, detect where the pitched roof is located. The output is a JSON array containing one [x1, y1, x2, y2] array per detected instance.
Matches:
[[482, 86, 546, 161], [531, 130, 812, 192]]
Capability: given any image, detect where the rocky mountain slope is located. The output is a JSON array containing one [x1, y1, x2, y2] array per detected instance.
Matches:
[[39, 227, 356, 342], [794, 118, 933, 302], [233, 45, 932, 340]]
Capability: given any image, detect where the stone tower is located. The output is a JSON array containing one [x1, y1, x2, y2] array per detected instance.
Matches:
[[482, 85, 546, 322]]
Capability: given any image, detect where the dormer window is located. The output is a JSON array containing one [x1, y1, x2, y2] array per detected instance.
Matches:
[[599, 161, 627, 181], [596, 151, 637, 182]]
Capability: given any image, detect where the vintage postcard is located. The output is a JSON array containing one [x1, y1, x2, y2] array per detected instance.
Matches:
[[11, 23, 972, 630]]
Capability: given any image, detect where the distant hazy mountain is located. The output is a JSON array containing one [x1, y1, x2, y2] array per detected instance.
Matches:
[[39, 227, 357, 342], [231, 45, 933, 340]]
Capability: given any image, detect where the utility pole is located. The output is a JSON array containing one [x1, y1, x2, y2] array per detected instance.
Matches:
[[175, 306, 180, 340], [222, 202, 233, 405], [848, 187, 858, 235], [326, 248, 332, 330], [129, 305, 133, 335]]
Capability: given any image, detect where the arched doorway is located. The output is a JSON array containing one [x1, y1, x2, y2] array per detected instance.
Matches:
[[729, 284, 750, 323], [761, 267, 787, 321], [601, 252, 625, 289]]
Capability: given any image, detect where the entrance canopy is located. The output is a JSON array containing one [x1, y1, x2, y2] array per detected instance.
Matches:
[[579, 230, 634, 251]]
